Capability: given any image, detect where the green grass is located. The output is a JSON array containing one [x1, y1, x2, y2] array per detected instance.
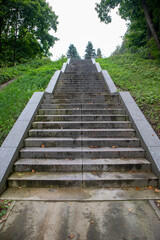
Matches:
[[0, 200, 12, 220], [0, 58, 66, 146], [97, 54, 160, 137], [0, 58, 57, 85]]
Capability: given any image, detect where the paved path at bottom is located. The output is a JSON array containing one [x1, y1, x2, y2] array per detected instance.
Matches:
[[0, 200, 160, 240]]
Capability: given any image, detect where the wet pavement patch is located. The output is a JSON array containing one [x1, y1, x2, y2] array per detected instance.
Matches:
[[0, 200, 160, 240]]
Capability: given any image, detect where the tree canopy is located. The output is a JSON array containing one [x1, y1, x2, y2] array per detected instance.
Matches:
[[0, 0, 58, 65], [84, 41, 96, 59], [96, 48, 102, 58], [95, 0, 160, 58], [66, 44, 81, 59]]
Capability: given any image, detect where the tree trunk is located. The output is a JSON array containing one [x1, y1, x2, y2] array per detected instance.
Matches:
[[141, 0, 160, 51], [0, 23, 2, 55], [147, 24, 153, 59], [13, 13, 18, 65]]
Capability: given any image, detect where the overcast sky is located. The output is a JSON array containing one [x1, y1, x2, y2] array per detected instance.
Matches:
[[46, 0, 128, 60]]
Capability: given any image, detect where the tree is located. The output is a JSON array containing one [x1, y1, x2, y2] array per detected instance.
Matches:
[[0, 0, 58, 65], [95, 0, 160, 52], [67, 44, 81, 59], [96, 48, 102, 58], [84, 41, 96, 59]]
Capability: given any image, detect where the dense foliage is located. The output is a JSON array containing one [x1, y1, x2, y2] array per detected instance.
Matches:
[[84, 41, 96, 59], [0, 57, 66, 145], [97, 54, 160, 136], [0, 0, 58, 66], [95, 0, 160, 58], [67, 44, 81, 59]]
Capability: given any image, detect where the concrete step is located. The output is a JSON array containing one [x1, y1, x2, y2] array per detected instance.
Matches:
[[83, 172, 157, 188], [40, 103, 122, 109], [29, 128, 136, 138], [38, 109, 126, 115], [59, 73, 103, 78], [42, 98, 119, 104], [56, 83, 106, 87], [20, 147, 145, 159], [54, 91, 108, 94], [32, 121, 132, 129], [59, 75, 104, 79], [14, 158, 150, 172], [8, 171, 157, 188], [55, 87, 107, 90], [25, 137, 140, 147], [44, 93, 118, 99], [66, 68, 97, 73], [36, 114, 129, 121], [2, 187, 160, 201], [55, 88, 107, 91], [57, 81, 105, 85], [8, 172, 82, 188]]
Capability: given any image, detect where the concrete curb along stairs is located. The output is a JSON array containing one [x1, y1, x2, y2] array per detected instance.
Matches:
[[0, 58, 160, 196], [0, 60, 70, 194], [92, 59, 160, 187]]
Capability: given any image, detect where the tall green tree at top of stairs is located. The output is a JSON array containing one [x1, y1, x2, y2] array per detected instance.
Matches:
[[84, 42, 96, 59], [66, 44, 81, 59]]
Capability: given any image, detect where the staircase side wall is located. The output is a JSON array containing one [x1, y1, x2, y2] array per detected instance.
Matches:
[[0, 59, 69, 194], [0, 92, 44, 194], [95, 59, 160, 186]]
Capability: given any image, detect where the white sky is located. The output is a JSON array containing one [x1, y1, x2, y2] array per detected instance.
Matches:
[[46, 0, 128, 60]]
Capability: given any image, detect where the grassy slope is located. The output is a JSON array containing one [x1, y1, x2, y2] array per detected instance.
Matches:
[[97, 54, 160, 137], [0, 58, 66, 146]]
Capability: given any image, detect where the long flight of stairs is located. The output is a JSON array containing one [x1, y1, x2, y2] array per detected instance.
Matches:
[[7, 60, 158, 188]]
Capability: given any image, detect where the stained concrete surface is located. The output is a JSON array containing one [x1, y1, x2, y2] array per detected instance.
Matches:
[[1, 187, 160, 201], [0, 200, 160, 240]]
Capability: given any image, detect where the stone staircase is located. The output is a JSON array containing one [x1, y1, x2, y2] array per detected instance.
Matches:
[[7, 60, 158, 188]]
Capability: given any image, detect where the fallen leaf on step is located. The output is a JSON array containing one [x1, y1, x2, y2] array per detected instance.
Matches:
[[152, 134, 154, 136], [129, 171, 133, 173], [92, 172, 96, 175], [18, 187, 22, 189], [90, 220, 94, 223], [128, 209, 132, 212], [0, 219, 6, 224], [70, 235, 74, 239], [155, 189, 160, 193], [93, 146, 99, 148], [89, 146, 94, 148], [112, 146, 117, 148], [148, 186, 153, 189], [136, 188, 140, 190], [32, 169, 35, 173], [41, 144, 45, 148]]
